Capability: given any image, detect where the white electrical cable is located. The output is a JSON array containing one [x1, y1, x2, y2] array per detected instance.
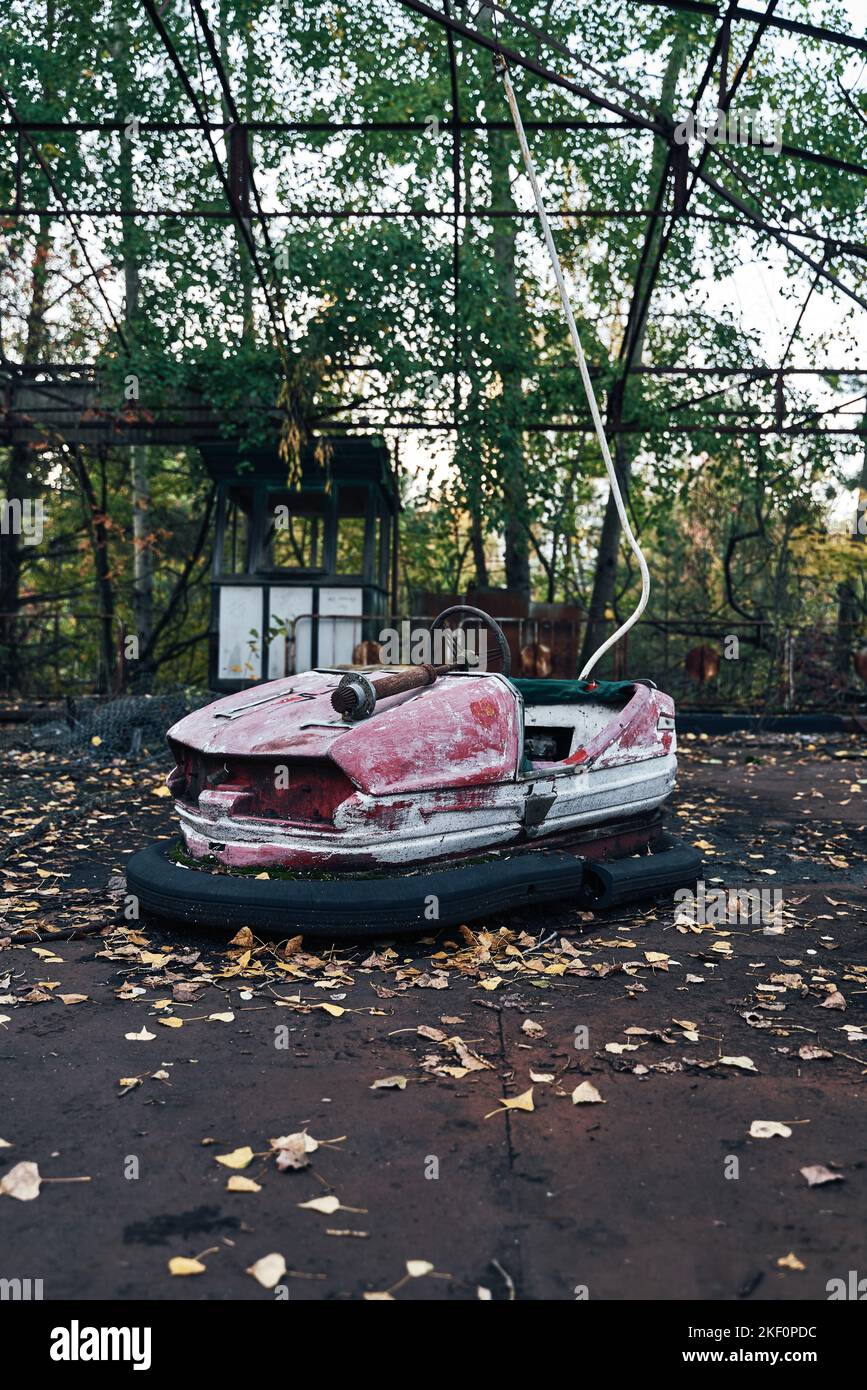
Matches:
[[497, 58, 651, 680]]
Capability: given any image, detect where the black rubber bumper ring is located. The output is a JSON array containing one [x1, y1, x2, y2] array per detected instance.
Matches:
[[125, 839, 702, 937]]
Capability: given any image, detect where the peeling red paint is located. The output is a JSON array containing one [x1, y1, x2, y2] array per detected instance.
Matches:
[[564, 746, 588, 765], [470, 696, 499, 728], [332, 677, 518, 795]]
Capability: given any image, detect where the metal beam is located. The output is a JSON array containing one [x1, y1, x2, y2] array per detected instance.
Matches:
[[139, 0, 289, 346], [3, 204, 861, 259], [630, 1, 867, 56], [392, 0, 867, 309], [393, 0, 665, 135], [321, 418, 867, 436], [0, 118, 629, 132], [6, 366, 863, 447]]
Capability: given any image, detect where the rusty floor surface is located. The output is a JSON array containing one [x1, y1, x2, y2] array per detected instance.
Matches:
[[0, 731, 865, 1302]]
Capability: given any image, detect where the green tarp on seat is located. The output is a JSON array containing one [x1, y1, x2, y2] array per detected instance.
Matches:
[[509, 677, 635, 706]]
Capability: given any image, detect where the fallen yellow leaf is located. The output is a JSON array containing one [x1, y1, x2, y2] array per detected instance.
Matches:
[[227, 1175, 262, 1193], [572, 1081, 605, 1105], [215, 1146, 255, 1170], [777, 1252, 805, 1271], [246, 1253, 287, 1289], [719, 1055, 758, 1072], [298, 1195, 341, 1214], [228, 927, 255, 948], [168, 1256, 206, 1276], [0, 1160, 41, 1200], [486, 1087, 534, 1119]]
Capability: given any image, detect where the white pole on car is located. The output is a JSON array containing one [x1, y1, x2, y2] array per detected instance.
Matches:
[[496, 56, 651, 679]]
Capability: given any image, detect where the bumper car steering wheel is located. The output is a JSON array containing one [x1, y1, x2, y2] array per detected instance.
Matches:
[[430, 605, 511, 677]]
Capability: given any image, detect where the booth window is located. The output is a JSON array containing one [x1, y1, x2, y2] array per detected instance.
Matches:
[[375, 510, 390, 588], [265, 491, 325, 571], [220, 487, 253, 574], [334, 485, 367, 575]]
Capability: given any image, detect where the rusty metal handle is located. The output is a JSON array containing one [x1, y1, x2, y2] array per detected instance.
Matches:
[[332, 663, 441, 720]]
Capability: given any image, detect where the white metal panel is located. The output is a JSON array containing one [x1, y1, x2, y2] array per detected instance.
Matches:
[[318, 587, 362, 666], [218, 586, 263, 681], [268, 586, 313, 677]]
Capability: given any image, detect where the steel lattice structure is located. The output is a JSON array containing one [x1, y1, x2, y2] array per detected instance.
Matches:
[[1, 0, 866, 445]]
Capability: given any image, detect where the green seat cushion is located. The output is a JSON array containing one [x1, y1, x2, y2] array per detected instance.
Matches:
[[509, 677, 635, 706]]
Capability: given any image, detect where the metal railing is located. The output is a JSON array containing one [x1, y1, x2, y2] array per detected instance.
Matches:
[[264, 612, 865, 713], [265, 611, 583, 679]]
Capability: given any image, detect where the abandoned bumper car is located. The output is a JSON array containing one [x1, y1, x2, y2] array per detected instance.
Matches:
[[128, 67, 703, 936], [126, 607, 701, 936]]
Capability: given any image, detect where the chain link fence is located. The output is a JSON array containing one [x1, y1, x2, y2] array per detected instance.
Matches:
[[0, 689, 209, 759]]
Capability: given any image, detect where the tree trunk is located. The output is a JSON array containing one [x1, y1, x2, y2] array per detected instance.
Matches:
[[112, 19, 153, 688], [0, 222, 52, 694], [130, 444, 153, 669], [220, 0, 255, 340], [457, 137, 488, 589], [835, 409, 867, 672], [0, 0, 55, 694], [459, 378, 489, 588], [580, 33, 688, 668], [485, 43, 530, 601], [469, 504, 489, 588], [72, 447, 117, 694]]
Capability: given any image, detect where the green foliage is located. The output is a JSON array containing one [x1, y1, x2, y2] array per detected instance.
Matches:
[[1, 0, 865, 696]]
